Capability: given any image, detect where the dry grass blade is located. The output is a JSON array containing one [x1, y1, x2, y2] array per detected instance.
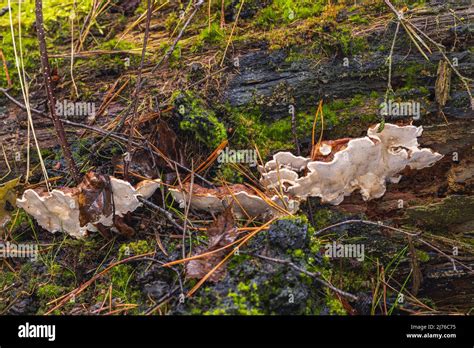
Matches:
[[0, 49, 12, 88], [185, 205, 237, 281], [45, 251, 155, 313], [116, 1, 170, 46], [310, 100, 324, 160], [76, 0, 111, 52], [183, 139, 228, 183], [220, 0, 245, 66]]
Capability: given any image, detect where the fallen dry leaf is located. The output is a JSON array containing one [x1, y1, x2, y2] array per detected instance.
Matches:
[[77, 172, 113, 228], [186, 205, 238, 282]]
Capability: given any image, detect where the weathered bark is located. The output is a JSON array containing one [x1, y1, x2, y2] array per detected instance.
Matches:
[[223, 6, 473, 120]]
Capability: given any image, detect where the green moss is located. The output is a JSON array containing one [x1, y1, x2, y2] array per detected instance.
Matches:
[[311, 209, 333, 230], [0, 35, 39, 91], [0, 0, 93, 28], [75, 52, 128, 79], [325, 27, 368, 56], [225, 86, 377, 157], [416, 250, 430, 263], [48, 263, 62, 276], [111, 264, 138, 302], [37, 284, 66, 301], [349, 14, 369, 25], [158, 42, 182, 68], [99, 38, 136, 51], [225, 105, 329, 158], [401, 62, 427, 90], [293, 249, 305, 258], [118, 240, 153, 259], [370, 91, 380, 99], [0, 271, 16, 289], [173, 91, 227, 149], [284, 49, 321, 64], [348, 94, 365, 108], [203, 281, 263, 315], [325, 291, 347, 315], [63, 238, 100, 262], [192, 22, 225, 52], [216, 163, 244, 183], [256, 0, 325, 29], [227, 254, 250, 271], [107, 240, 154, 312]]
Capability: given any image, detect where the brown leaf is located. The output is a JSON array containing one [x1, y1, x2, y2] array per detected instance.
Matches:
[[128, 120, 185, 178], [77, 172, 113, 227], [153, 120, 186, 170], [186, 205, 238, 282]]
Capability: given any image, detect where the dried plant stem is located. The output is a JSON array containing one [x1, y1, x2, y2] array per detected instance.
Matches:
[[124, 0, 152, 181], [385, 20, 400, 102], [151, 0, 204, 75], [384, 0, 473, 110], [208, 0, 212, 30], [0, 49, 11, 88], [220, 0, 245, 67], [220, 0, 225, 28], [8, 0, 50, 188], [70, 0, 79, 98], [35, 0, 80, 184]]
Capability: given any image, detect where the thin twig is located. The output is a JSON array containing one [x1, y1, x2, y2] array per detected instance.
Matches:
[[385, 20, 400, 103], [138, 196, 185, 233], [314, 219, 421, 237], [35, 0, 80, 184], [150, 0, 205, 75], [124, 0, 153, 181], [220, 0, 245, 67], [245, 252, 359, 302]]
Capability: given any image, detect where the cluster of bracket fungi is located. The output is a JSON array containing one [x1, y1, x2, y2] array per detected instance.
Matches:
[[17, 123, 443, 238]]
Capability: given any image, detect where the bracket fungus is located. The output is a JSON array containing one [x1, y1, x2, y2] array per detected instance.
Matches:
[[16, 172, 160, 238], [169, 124, 441, 218], [261, 123, 443, 205], [169, 183, 300, 219], [17, 123, 442, 237]]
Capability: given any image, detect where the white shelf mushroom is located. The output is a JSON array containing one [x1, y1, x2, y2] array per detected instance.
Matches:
[[18, 123, 443, 237], [169, 184, 300, 219], [16, 173, 161, 238], [262, 123, 443, 205]]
